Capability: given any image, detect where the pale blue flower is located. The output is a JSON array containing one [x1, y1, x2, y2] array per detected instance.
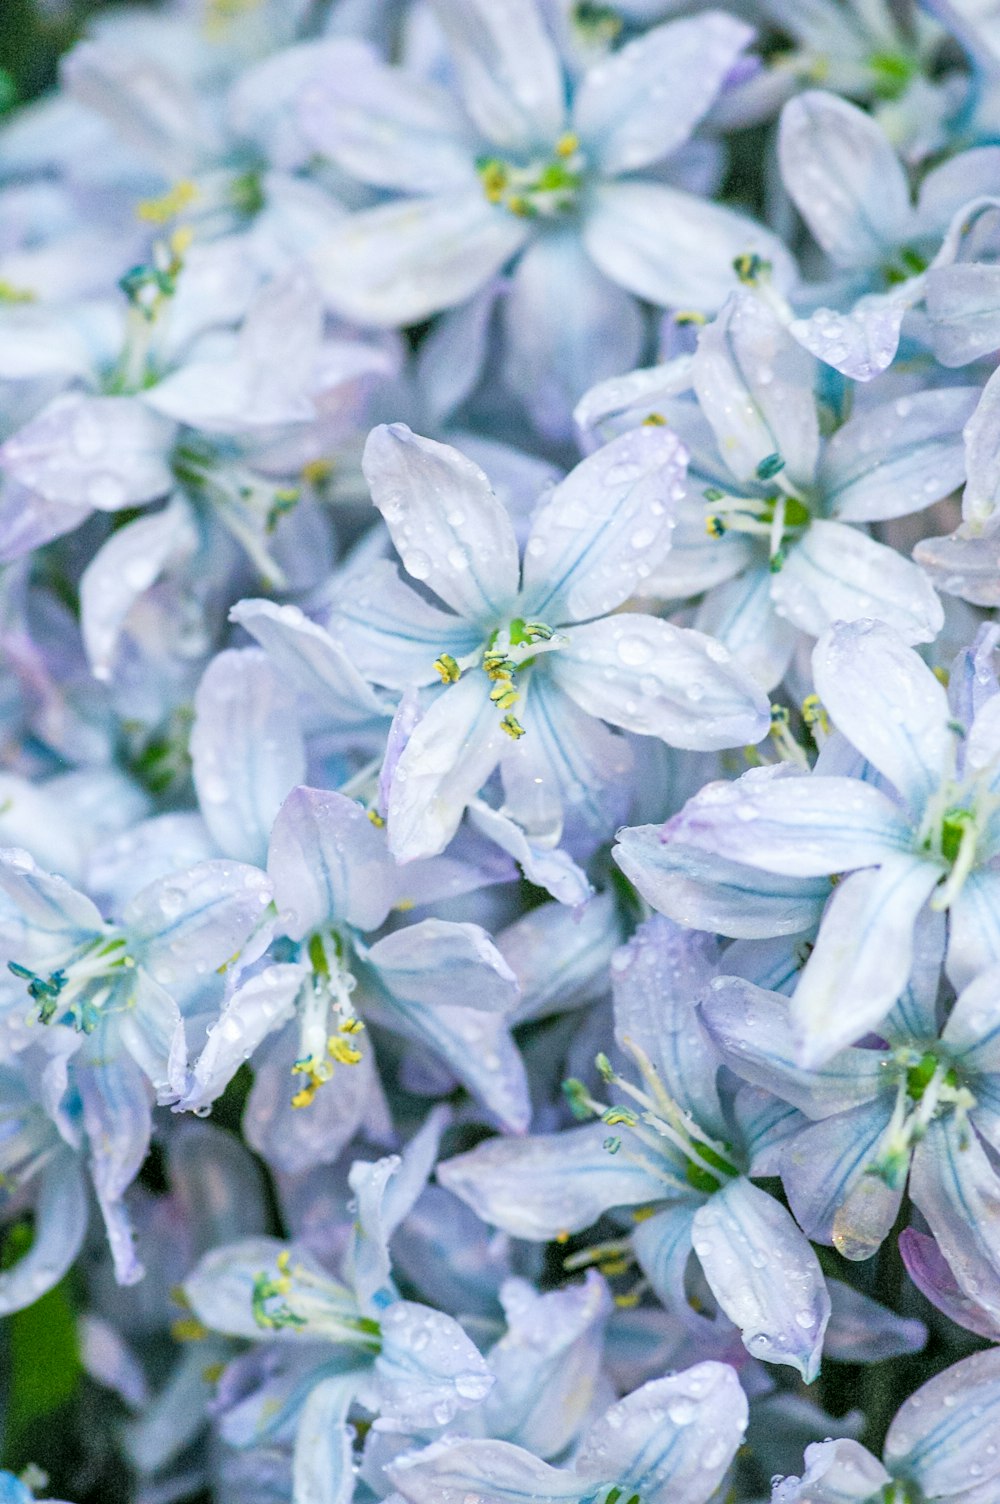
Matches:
[[331, 421, 769, 862]]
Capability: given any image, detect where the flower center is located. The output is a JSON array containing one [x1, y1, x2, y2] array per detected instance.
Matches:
[[434, 617, 561, 740], [869, 1047, 974, 1188], [477, 134, 586, 219], [251, 1249, 382, 1347], [8, 935, 134, 1032], [290, 930, 364, 1109], [704, 453, 812, 571]]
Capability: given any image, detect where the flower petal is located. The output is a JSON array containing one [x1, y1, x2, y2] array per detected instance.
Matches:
[[390, 1438, 582, 1504], [884, 1348, 1000, 1499], [229, 598, 390, 726], [437, 1123, 666, 1240], [812, 618, 951, 816], [584, 180, 795, 312], [267, 785, 397, 937], [691, 1176, 830, 1380], [292, 1374, 357, 1504], [791, 856, 940, 1065], [375, 1300, 494, 1429], [366, 919, 520, 1015], [362, 424, 520, 626], [191, 649, 306, 868], [553, 615, 770, 750], [573, 12, 753, 174]]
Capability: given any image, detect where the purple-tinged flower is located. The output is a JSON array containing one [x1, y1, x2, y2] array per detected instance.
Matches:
[[331, 422, 769, 862]]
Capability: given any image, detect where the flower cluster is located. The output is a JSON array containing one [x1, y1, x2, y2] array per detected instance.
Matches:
[[4, 0, 1000, 1501]]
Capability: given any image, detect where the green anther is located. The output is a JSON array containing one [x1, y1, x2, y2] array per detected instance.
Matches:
[[595, 1052, 615, 1082], [868, 49, 917, 101], [770, 704, 790, 728], [703, 488, 725, 503], [563, 1077, 594, 1120], [604, 1136, 622, 1154], [572, 2, 624, 44], [500, 713, 525, 740], [434, 653, 461, 684], [7, 963, 35, 982], [476, 157, 509, 204], [308, 933, 330, 978], [769, 548, 786, 573], [602, 1106, 638, 1127], [733, 252, 771, 286], [604, 1490, 623, 1504], [251, 1272, 306, 1331], [522, 621, 554, 642], [706, 516, 726, 539], [756, 452, 785, 480], [266, 488, 300, 533], [941, 809, 974, 865]]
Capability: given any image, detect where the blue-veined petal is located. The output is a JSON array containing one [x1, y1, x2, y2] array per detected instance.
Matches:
[[812, 619, 951, 816], [947, 865, 1000, 990], [631, 1201, 700, 1318], [772, 522, 944, 644], [366, 918, 519, 1014], [499, 892, 622, 1025], [791, 856, 941, 1066], [0, 846, 102, 943], [267, 785, 396, 936], [0, 393, 174, 509], [519, 425, 683, 624], [191, 648, 306, 868], [375, 1300, 494, 1429], [467, 801, 593, 909], [292, 1373, 358, 1504], [573, 12, 753, 175], [503, 233, 643, 443], [820, 387, 976, 523], [692, 290, 819, 488], [694, 566, 797, 692], [788, 287, 914, 382], [484, 1272, 610, 1458], [425, 0, 565, 154], [229, 598, 390, 725], [299, 48, 473, 194], [703, 977, 884, 1118], [782, 1100, 898, 1256], [661, 766, 911, 876], [771, 1438, 891, 1503], [78, 1041, 152, 1285], [310, 192, 529, 327], [612, 915, 724, 1132], [124, 860, 274, 994], [386, 674, 507, 863], [777, 90, 912, 268], [363, 424, 520, 625], [573, 1362, 748, 1504], [584, 179, 795, 312], [926, 261, 1000, 368], [389, 1438, 583, 1504], [884, 1348, 1000, 1499], [118, 967, 186, 1100], [0, 1148, 87, 1315], [437, 1123, 667, 1240], [173, 963, 306, 1116], [909, 1120, 1000, 1325], [691, 1176, 830, 1380], [614, 821, 831, 938], [553, 615, 770, 750]]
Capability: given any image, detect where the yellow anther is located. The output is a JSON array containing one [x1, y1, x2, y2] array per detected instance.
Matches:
[[328, 1036, 362, 1066], [501, 713, 525, 740], [393, 897, 415, 911], [614, 1291, 641, 1308], [598, 1257, 630, 1276], [479, 161, 508, 203], [489, 683, 519, 710], [340, 1016, 364, 1034], [291, 1084, 318, 1109], [555, 1229, 571, 1245], [507, 195, 533, 218], [0, 280, 35, 304], [932, 666, 950, 686], [367, 809, 385, 828], [801, 693, 830, 737], [202, 1362, 226, 1385], [631, 1205, 656, 1223], [642, 412, 667, 426], [170, 225, 194, 259], [137, 180, 198, 225], [276, 1250, 292, 1274], [674, 309, 707, 326], [706, 515, 726, 538], [172, 1316, 209, 1342], [302, 458, 334, 486], [556, 132, 580, 158], [434, 653, 461, 684]]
